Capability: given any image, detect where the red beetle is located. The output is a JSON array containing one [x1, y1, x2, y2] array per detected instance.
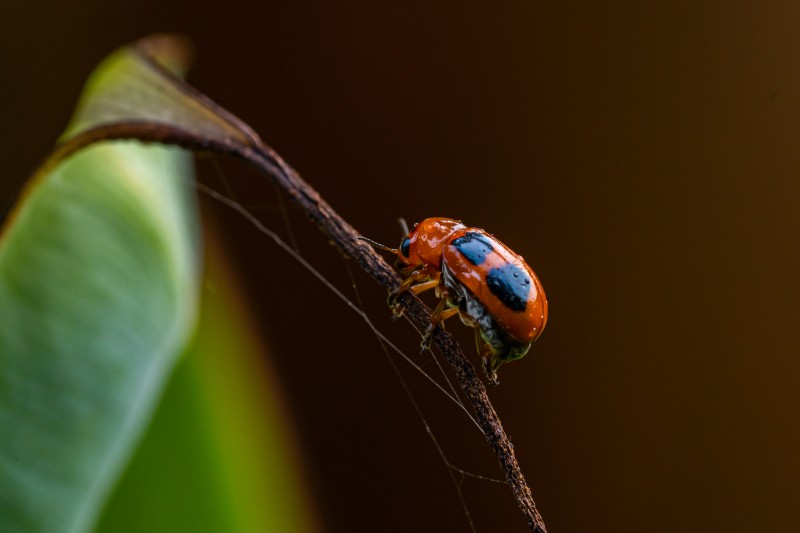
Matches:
[[365, 217, 548, 385]]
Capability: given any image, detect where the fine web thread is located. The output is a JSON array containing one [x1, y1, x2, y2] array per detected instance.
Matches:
[[341, 261, 476, 533], [196, 181, 479, 424], [197, 168, 507, 527], [339, 262, 506, 486]]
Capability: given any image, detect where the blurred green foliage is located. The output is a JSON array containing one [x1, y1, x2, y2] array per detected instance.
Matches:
[[0, 36, 316, 532], [97, 241, 317, 533], [0, 141, 199, 532]]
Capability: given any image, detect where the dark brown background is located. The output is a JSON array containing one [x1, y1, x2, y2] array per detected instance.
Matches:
[[3, 1, 800, 531]]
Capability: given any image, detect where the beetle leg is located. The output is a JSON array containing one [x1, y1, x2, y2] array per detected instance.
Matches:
[[475, 330, 501, 386], [388, 269, 427, 312], [388, 271, 441, 317], [420, 297, 459, 352], [409, 278, 440, 295]]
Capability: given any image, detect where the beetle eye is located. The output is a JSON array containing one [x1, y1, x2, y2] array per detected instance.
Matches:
[[400, 237, 411, 258]]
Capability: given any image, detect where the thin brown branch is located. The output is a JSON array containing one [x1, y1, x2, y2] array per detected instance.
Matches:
[[50, 123, 549, 531], [46, 120, 548, 532]]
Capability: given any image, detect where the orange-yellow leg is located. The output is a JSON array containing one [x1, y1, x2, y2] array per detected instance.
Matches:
[[410, 278, 440, 295], [388, 271, 441, 317], [420, 297, 459, 352]]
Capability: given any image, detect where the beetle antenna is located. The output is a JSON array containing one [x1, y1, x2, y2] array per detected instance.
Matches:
[[398, 217, 410, 235], [358, 236, 398, 254]]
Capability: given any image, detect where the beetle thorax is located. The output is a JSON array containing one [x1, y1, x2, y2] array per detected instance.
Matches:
[[400, 218, 465, 269]]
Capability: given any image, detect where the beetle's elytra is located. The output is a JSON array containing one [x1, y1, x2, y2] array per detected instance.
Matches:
[[364, 217, 548, 385]]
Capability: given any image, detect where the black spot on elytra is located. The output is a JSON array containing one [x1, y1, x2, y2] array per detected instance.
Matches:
[[486, 264, 530, 312], [451, 232, 494, 265]]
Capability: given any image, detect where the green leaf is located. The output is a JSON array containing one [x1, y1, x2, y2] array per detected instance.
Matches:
[[1, 34, 318, 532], [96, 241, 318, 533], [62, 34, 261, 150], [0, 42, 200, 532]]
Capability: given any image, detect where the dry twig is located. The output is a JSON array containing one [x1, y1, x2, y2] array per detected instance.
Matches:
[[41, 42, 548, 531]]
